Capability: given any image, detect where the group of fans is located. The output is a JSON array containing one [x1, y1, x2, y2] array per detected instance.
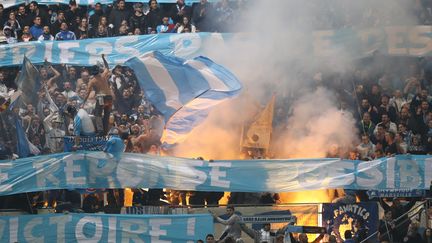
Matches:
[[0, 1, 432, 243], [0, 0, 239, 43]]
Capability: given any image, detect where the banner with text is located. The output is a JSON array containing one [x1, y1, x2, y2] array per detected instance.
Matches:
[[0, 152, 431, 195], [0, 33, 233, 67], [0, 213, 212, 243], [1, 26, 432, 66]]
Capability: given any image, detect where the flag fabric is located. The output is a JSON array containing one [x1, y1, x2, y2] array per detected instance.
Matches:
[[15, 115, 31, 158], [241, 95, 275, 151], [16, 56, 41, 107], [125, 51, 242, 146]]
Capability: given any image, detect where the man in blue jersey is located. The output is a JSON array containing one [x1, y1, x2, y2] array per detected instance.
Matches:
[[99, 127, 124, 168], [64, 104, 96, 149]]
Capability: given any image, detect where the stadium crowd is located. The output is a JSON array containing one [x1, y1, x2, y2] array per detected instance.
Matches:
[[0, 0, 432, 242]]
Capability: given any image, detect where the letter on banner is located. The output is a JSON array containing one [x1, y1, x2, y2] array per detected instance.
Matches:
[[120, 219, 148, 243], [50, 215, 72, 243], [425, 157, 432, 188], [170, 33, 202, 57], [115, 36, 140, 63], [149, 219, 171, 243], [64, 158, 86, 185], [0, 163, 12, 192], [312, 30, 335, 57], [209, 162, 231, 188], [24, 218, 44, 243], [356, 160, 383, 188], [33, 158, 61, 187], [12, 44, 36, 64], [264, 163, 301, 191], [408, 26, 432, 56], [328, 161, 355, 186], [358, 28, 383, 55], [58, 42, 80, 63], [398, 159, 421, 188], [167, 160, 207, 190], [85, 41, 113, 64], [385, 26, 408, 55], [75, 216, 103, 243]]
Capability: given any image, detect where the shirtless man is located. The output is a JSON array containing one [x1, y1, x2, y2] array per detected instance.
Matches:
[[40, 59, 61, 93], [82, 54, 114, 135]]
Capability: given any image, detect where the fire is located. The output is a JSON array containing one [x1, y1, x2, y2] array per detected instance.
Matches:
[[278, 190, 335, 204]]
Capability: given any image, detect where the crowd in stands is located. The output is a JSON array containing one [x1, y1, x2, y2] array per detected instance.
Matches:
[[0, 0, 241, 44], [1, 1, 432, 243]]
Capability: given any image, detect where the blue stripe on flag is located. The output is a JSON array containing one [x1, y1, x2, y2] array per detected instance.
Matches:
[[126, 51, 242, 147]]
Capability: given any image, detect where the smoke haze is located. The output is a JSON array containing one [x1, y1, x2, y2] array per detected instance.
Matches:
[[172, 0, 419, 159]]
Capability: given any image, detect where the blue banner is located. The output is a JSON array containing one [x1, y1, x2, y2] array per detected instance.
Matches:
[[322, 203, 378, 242], [0, 33, 234, 67], [64, 136, 108, 152], [0, 152, 432, 195], [367, 189, 426, 199], [0, 213, 212, 243]]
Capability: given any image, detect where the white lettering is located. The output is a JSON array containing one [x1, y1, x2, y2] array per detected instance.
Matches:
[[85, 41, 113, 65], [385, 27, 408, 55], [167, 160, 207, 190], [75, 216, 103, 243], [398, 160, 421, 188], [0, 163, 12, 192], [115, 36, 140, 63], [328, 161, 355, 186], [149, 219, 171, 243], [24, 218, 44, 243], [87, 152, 116, 187], [33, 158, 61, 188], [12, 44, 36, 64], [64, 159, 86, 185], [263, 163, 301, 190], [424, 158, 432, 189], [108, 217, 117, 241], [170, 33, 202, 57], [120, 219, 148, 243], [408, 26, 432, 55], [50, 215, 72, 243], [209, 162, 231, 188], [356, 160, 383, 188], [10, 217, 18, 243], [386, 157, 396, 188], [312, 30, 335, 56], [44, 42, 53, 62], [58, 42, 79, 63], [116, 159, 145, 188]]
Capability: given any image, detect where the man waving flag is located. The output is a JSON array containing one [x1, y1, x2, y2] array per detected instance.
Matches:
[[125, 51, 242, 147]]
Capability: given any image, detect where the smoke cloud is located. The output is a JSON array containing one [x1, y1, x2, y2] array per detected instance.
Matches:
[[171, 0, 419, 159]]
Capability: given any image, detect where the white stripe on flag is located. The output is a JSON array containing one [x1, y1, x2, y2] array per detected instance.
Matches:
[[142, 54, 183, 111], [186, 60, 230, 91]]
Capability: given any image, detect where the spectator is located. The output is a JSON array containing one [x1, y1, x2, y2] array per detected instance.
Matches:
[[3, 26, 17, 44], [378, 210, 395, 243], [38, 25, 54, 41], [169, 0, 192, 25], [343, 230, 355, 243], [28, 1, 49, 26], [4, 11, 21, 40], [109, 0, 131, 35], [55, 22, 76, 40], [352, 218, 368, 243], [380, 198, 416, 242], [89, 3, 104, 32], [75, 17, 89, 39], [205, 234, 215, 243], [374, 113, 397, 135], [94, 16, 112, 38], [51, 11, 66, 35], [20, 25, 33, 42], [210, 206, 242, 242], [215, 0, 234, 32], [192, 0, 215, 32], [403, 221, 422, 243], [147, 0, 164, 33], [177, 16, 196, 33], [356, 134, 375, 160], [378, 94, 397, 122], [423, 228, 432, 243], [156, 16, 176, 33], [129, 3, 147, 35], [62, 82, 78, 101], [358, 112, 375, 137], [30, 16, 44, 40], [16, 5, 30, 29]]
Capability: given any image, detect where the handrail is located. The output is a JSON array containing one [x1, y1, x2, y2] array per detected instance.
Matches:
[[360, 199, 429, 243]]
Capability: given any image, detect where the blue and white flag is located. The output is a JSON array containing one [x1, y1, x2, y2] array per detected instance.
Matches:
[[125, 51, 242, 146]]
